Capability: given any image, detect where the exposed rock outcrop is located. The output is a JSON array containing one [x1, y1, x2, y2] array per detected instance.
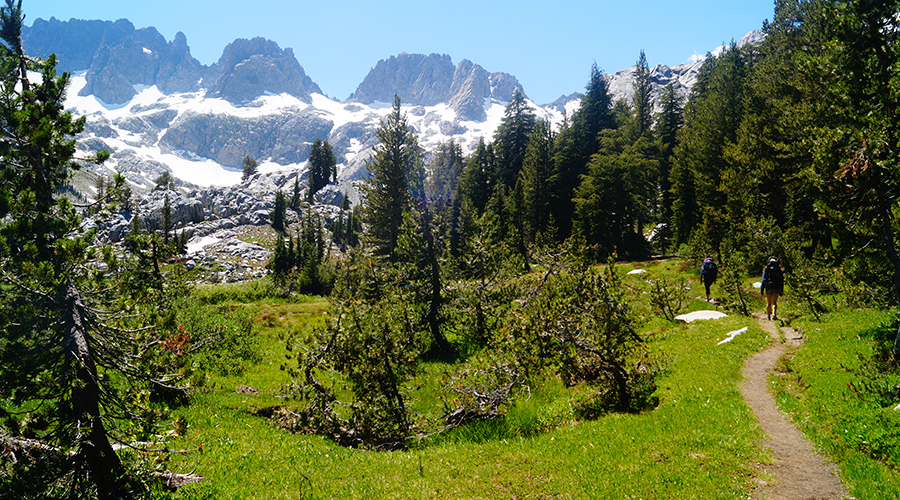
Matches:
[[159, 109, 333, 168], [348, 53, 523, 121], [606, 61, 702, 113], [604, 29, 765, 112], [204, 37, 322, 104], [25, 18, 206, 105], [24, 19, 319, 106], [136, 189, 206, 233], [23, 17, 111, 72]]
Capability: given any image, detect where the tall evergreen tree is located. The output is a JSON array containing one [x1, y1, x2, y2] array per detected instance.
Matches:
[[655, 83, 684, 226], [551, 63, 614, 240], [573, 126, 658, 260], [719, 0, 829, 255], [493, 89, 536, 189], [307, 138, 336, 201], [805, 0, 900, 307], [290, 175, 302, 209], [632, 50, 654, 138], [456, 137, 495, 215], [573, 63, 615, 158], [0, 2, 175, 494], [361, 95, 419, 259], [519, 120, 555, 244], [162, 192, 173, 248], [271, 190, 287, 232], [426, 139, 464, 206], [669, 42, 750, 245]]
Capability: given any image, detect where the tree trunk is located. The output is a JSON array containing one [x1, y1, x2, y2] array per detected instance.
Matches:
[[420, 204, 457, 359], [60, 282, 129, 499], [880, 214, 900, 359]]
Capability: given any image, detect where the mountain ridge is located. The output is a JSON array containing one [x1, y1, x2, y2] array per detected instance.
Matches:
[[22, 17, 762, 202]]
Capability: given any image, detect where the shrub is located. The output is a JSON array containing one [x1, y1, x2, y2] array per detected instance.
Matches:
[[192, 279, 280, 305], [172, 297, 259, 378], [500, 261, 661, 413], [648, 276, 687, 322], [288, 293, 427, 450]]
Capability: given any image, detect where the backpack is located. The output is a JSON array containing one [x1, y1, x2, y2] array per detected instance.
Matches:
[[701, 260, 718, 280], [762, 262, 784, 290]]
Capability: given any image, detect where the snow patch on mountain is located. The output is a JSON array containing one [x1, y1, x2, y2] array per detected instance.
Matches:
[[65, 70, 556, 192], [59, 30, 761, 197]]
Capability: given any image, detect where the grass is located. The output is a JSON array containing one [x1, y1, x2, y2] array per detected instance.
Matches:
[[163, 260, 779, 499]]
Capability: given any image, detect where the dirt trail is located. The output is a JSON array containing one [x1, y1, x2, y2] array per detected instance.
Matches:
[[742, 313, 850, 500]]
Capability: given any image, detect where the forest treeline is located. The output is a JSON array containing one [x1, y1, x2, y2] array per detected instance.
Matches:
[[354, 0, 899, 302], [285, 0, 900, 310]]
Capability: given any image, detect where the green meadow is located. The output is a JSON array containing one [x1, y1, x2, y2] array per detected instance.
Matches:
[[155, 260, 900, 499]]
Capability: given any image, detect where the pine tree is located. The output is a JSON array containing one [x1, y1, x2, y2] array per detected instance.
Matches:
[[551, 63, 614, 240], [290, 175, 302, 209], [0, 2, 170, 494], [573, 127, 659, 260], [632, 50, 654, 138], [655, 83, 684, 227], [669, 42, 749, 245], [95, 174, 106, 202], [241, 154, 258, 181], [268, 233, 292, 285], [573, 63, 615, 159], [346, 203, 362, 249], [162, 192, 173, 248], [427, 139, 464, 206], [271, 190, 287, 232], [804, 0, 900, 307], [361, 95, 419, 259], [493, 89, 536, 189], [307, 138, 336, 201], [390, 144, 458, 357], [456, 137, 494, 215], [519, 120, 554, 244], [154, 170, 176, 191]]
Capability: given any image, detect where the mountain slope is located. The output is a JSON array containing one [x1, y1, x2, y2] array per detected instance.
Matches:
[[25, 17, 762, 206]]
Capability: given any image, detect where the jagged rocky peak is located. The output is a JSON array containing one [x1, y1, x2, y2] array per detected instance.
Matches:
[[350, 53, 455, 105], [24, 17, 120, 72], [739, 29, 766, 47], [349, 53, 523, 121], [23, 18, 324, 107], [24, 17, 205, 104], [204, 37, 322, 105]]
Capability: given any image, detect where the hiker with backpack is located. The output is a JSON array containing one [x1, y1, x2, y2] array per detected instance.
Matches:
[[700, 257, 718, 301], [761, 257, 784, 320]]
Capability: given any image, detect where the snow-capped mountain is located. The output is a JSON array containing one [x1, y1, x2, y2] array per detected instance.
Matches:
[[25, 17, 762, 203]]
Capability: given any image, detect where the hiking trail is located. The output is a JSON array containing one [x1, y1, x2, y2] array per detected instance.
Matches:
[[742, 312, 850, 499]]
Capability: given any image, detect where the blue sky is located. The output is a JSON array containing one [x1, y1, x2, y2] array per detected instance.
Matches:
[[28, 0, 774, 104]]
